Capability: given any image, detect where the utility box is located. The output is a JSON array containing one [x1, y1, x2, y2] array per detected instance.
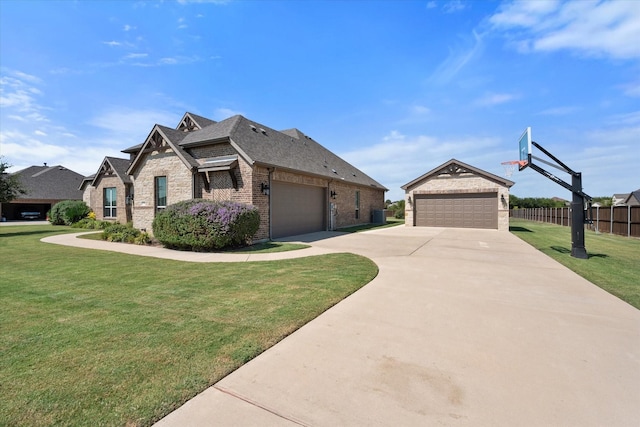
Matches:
[[371, 210, 386, 224]]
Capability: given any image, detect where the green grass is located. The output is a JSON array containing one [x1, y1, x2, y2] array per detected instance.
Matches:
[[0, 225, 378, 426], [339, 217, 404, 233], [76, 231, 310, 253], [509, 218, 640, 309]]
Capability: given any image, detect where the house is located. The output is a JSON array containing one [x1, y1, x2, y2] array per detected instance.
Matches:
[[1, 164, 84, 221], [401, 159, 514, 231], [84, 112, 387, 240], [79, 157, 133, 224], [624, 189, 640, 206], [612, 193, 629, 206]]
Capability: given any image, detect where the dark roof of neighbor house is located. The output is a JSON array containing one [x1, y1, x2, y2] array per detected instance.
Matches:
[[89, 157, 132, 187], [12, 165, 85, 200], [128, 113, 388, 190], [624, 189, 640, 206], [401, 158, 515, 190]]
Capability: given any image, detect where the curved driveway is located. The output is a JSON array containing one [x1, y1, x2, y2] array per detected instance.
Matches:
[[43, 226, 640, 426], [152, 226, 639, 426]]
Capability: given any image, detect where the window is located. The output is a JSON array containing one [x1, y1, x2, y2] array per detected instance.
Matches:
[[155, 176, 167, 212], [355, 190, 360, 219], [104, 187, 117, 218]]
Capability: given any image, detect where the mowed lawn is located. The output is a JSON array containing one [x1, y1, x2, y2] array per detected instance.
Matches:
[[0, 225, 378, 426], [509, 218, 640, 310]]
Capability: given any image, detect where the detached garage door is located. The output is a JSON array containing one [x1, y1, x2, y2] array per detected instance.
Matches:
[[271, 181, 326, 238], [414, 192, 497, 229]]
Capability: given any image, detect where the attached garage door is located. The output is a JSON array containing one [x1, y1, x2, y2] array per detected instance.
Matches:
[[271, 181, 326, 238], [414, 192, 497, 229]]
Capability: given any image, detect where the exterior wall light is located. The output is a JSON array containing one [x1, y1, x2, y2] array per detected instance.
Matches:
[[330, 190, 337, 199], [260, 182, 270, 196]]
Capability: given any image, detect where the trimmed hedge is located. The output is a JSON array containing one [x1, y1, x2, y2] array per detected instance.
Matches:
[[49, 200, 91, 225], [152, 199, 260, 251]]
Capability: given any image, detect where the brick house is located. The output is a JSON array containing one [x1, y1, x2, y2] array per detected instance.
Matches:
[[79, 157, 133, 224], [402, 159, 514, 231], [1, 164, 84, 221], [84, 112, 387, 240]]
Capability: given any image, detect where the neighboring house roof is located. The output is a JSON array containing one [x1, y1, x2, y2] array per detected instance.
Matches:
[[90, 157, 132, 187], [401, 158, 515, 189], [12, 165, 85, 200], [624, 189, 640, 206], [127, 113, 387, 190], [613, 193, 630, 206], [79, 174, 96, 191]]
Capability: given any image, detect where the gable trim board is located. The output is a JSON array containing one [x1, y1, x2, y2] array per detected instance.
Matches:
[[402, 159, 513, 231]]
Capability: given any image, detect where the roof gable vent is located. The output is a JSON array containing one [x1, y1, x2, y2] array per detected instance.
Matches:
[[259, 128, 267, 135]]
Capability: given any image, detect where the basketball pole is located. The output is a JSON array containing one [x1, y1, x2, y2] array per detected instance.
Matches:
[[527, 141, 591, 259]]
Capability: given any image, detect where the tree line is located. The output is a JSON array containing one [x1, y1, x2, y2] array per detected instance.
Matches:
[[510, 195, 613, 208]]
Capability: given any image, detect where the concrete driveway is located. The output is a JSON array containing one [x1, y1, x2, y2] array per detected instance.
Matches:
[[155, 226, 640, 426]]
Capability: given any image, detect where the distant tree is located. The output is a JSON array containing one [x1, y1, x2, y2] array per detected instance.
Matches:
[[393, 199, 405, 219], [385, 199, 392, 208], [509, 195, 566, 209], [0, 158, 25, 203], [591, 196, 612, 207]]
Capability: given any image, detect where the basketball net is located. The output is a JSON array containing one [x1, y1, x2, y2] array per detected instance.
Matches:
[[501, 161, 526, 177]]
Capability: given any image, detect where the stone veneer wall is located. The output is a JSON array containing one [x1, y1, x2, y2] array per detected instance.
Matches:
[[131, 148, 193, 232], [404, 173, 510, 231], [91, 175, 131, 224]]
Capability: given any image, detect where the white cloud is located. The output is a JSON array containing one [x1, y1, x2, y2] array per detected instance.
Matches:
[[490, 0, 640, 59], [103, 41, 122, 47], [341, 130, 501, 201], [536, 106, 580, 116], [123, 24, 136, 31], [620, 80, 640, 97], [34, 130, 47, 136], [428, 30, 484, 84], [443, 0, 466, 14], [124, 53, 148, 59], [213, 107, 244, 120], [474, 92, 518, 106]]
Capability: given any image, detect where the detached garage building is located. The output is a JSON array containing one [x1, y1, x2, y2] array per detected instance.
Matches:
[[402, 159, 514, 231]]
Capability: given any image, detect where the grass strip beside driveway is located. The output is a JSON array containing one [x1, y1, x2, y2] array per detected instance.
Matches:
[[509, 218, 640, 309], [0, 225, 378, 427]]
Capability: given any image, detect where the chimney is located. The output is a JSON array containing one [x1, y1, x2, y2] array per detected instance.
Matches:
[[44, 162, 47, 167]]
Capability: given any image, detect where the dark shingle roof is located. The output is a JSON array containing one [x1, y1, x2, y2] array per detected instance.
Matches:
[[174, 115, 386, 189], [13, 165, 85, 200]]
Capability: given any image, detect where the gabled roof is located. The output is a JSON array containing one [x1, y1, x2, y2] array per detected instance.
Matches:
[[177, 112, 217, 131], [624, 189, 640, 206], [12, 165, 85, 200], [127, 124, 199, 175], [401, 159, 515, 190], [90, 157, 132, 187], [127, 113, 387, 190]]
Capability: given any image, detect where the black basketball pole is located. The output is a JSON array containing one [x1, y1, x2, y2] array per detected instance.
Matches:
[[570, 172, 588, 259], [527, 141, 591, 259]]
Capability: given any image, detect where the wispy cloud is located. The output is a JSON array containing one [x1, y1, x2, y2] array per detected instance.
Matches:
[[489, 0, 640, 59], [536, 106, 580, 116], [177, 0, 230, 4], [474, 92, 518, 107], [123, 24, 136, 32], [428, 30, 484, 85], [443, 0, 466, 14], [213, 107, 244, 120], [103, 41, 122, 47]]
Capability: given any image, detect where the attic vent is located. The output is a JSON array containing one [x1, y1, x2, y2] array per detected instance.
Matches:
[[259, 128, 267, 135], [332, 169, 337, 174], [250, 125, 257, 132], [352, 173, 356, 177]]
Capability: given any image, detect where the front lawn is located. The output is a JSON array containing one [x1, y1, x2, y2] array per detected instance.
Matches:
[[0, 225, 378, 426], [509, 218, 640, 309]]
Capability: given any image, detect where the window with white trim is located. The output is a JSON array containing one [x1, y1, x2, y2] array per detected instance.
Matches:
[[103, 187, 117, 218], [155, 176, 167, 212]]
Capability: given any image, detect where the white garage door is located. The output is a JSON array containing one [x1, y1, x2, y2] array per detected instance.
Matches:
[[414, 193, 498, 229], [271, 181, 326, 238]]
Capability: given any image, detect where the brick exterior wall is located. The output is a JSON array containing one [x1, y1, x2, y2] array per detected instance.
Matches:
[[128, 143, 385, 239], [405, 173, 510, 231]]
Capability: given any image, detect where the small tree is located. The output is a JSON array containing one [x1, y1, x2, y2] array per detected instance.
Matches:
[[49, 200, 91, 225], [0, 158, 26, 203]]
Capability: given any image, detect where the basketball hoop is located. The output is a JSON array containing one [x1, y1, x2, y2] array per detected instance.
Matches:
[[501, 160, 527, 177]]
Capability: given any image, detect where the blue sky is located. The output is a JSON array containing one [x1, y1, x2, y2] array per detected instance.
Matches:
[[1, 0, 638, 202]]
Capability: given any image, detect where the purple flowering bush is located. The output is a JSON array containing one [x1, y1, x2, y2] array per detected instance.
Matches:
[[152, 199, 260, 251]]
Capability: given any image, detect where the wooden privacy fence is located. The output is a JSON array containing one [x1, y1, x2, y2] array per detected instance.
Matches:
[[510, 206, 640, 238]]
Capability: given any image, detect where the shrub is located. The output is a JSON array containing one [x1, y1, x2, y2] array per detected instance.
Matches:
[[101, 223, 150, 244], [49, 200, 91, 225], [153, 199, 260, 251], [71, 218, 112, 229]]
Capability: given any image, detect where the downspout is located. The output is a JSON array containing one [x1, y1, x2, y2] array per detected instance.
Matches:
[[268, 167, 273, 240]]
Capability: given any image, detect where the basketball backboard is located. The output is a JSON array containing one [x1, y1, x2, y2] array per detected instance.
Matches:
[[518, 127, 531, 170]]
